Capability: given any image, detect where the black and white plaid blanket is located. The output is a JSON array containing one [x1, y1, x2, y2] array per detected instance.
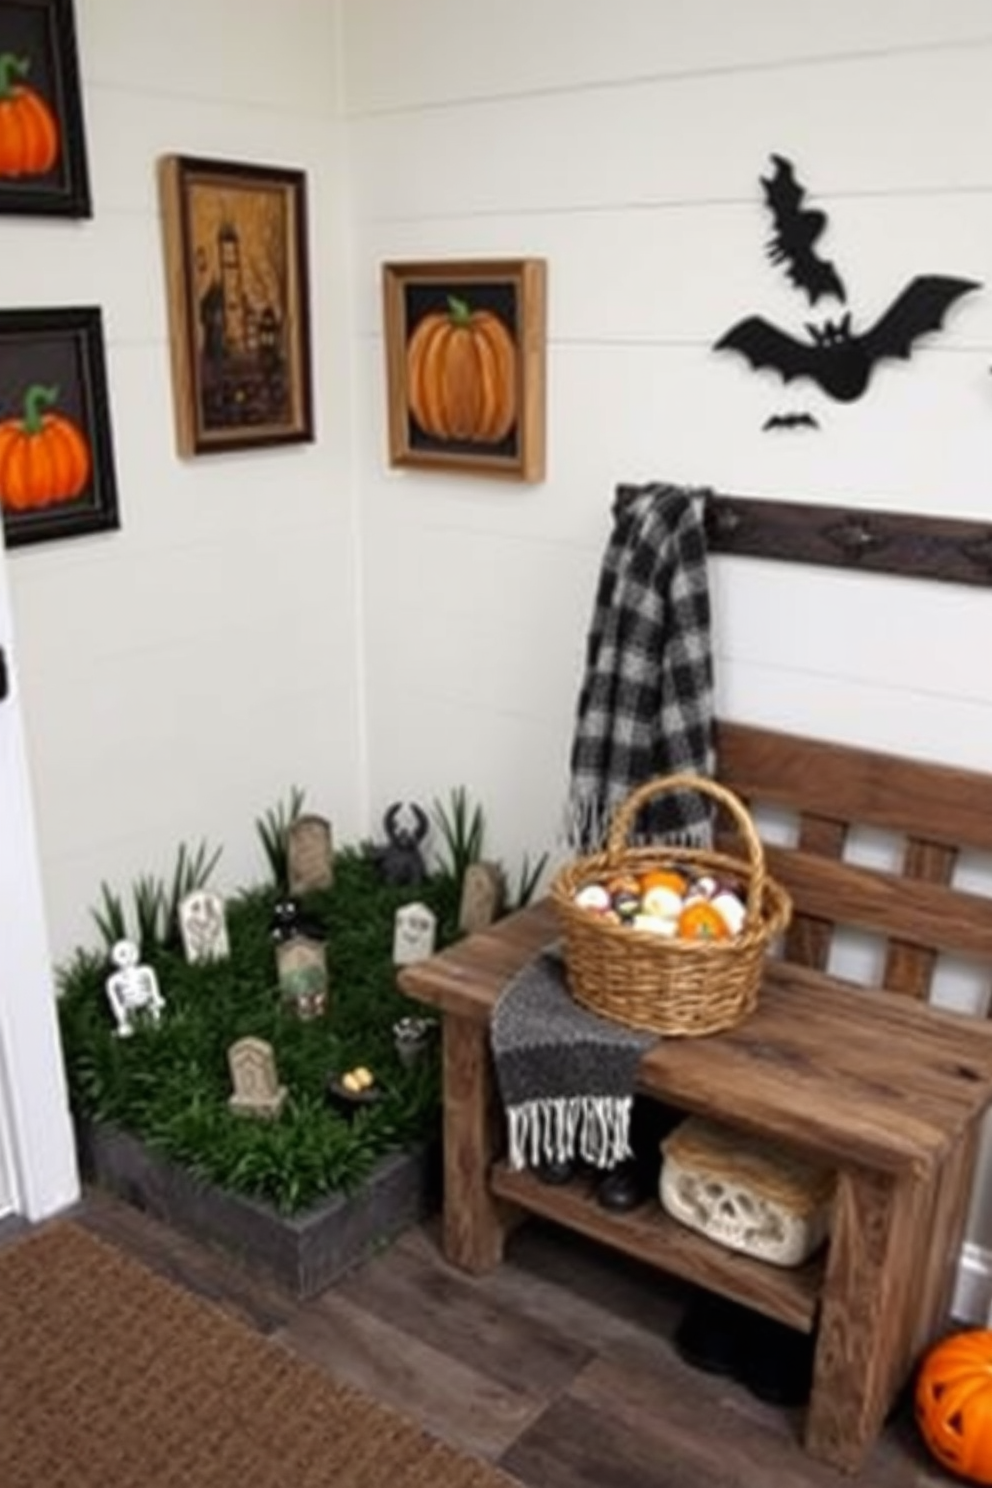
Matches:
[[492, 481, 717, 1174], [565, 480, 716, 851]]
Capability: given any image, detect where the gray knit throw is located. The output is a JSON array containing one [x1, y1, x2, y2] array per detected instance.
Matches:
[[491, 946, 654, 1172]]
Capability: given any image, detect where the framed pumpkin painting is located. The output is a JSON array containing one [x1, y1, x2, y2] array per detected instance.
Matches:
[[0, 0, 91, 216], [0, 306, 120, 548], [382, 258, 547, 482]]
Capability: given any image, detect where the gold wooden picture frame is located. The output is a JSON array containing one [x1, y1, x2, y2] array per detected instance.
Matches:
[[382, 258, 546, 482], [158, 154, 314, 457]]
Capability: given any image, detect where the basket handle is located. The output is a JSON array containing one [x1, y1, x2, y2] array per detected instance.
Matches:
[[605, 773, 767, 921]]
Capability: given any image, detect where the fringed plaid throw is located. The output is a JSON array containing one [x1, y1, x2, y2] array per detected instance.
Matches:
[[492, 482, 718, 1173], [492, 947, 654, 1171], [565, 481, 716, 852]]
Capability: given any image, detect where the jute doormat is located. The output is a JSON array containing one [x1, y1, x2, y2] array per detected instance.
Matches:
[[0, 1221, 515, 1488]]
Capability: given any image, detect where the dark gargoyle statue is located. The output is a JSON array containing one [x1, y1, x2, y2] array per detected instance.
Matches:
[[369, 802, 430, 886]]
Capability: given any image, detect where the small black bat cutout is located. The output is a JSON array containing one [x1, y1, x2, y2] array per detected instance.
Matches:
[[716, 276, 980, 402], [761, 154, 846, 307], [762, 411, 820, 431]]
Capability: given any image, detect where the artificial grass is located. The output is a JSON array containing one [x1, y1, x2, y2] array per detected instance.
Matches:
[[57, 849, 461, 1214]]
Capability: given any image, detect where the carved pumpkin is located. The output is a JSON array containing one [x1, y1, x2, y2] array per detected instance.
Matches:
[[406, 296, 516, 444], [0, 54, 60, 178], [915, 1329, 992, 1484], [0, 384, 91, 511]]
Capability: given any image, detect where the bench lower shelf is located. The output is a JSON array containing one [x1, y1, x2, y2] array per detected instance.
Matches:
[[489, 1160, 824, 1334]]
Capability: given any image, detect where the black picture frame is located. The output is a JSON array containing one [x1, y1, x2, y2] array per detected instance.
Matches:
[[0, 306, 119, 548], [0, 0, 91, 217], [158, 153, 315, 456]]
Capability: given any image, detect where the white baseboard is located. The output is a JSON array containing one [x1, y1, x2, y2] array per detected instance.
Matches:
[[952, 1242, 992, 1325]]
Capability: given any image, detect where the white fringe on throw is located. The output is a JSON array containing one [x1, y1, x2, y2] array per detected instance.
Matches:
[[561, 797, 714, 857], [506, 1095, 636, 1172]]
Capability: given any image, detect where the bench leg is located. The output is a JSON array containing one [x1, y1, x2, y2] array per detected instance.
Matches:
[[910, 1119, 980, 1363], [440, 1012, 519, 1273], [806, 1165, 931, 1473]]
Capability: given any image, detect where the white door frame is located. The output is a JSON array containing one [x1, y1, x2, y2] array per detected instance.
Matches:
[[0, 542, 79, 1221]]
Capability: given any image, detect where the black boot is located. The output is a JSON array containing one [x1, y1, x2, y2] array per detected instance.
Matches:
[[738, 1312, 816, 1407], [674, 1291, 753, 1377]]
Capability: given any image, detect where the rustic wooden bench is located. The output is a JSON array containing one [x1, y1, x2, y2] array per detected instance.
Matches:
[[398, 721, 992, 1474]]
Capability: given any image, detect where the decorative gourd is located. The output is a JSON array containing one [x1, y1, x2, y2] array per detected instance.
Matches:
[[641, 868, 689, 897], [0, 55, 60, 178], [915, 1329, 992, 1484], [677, 899, 733, 941], [0, 385, 91, 511], [406, 296, 516, 444]]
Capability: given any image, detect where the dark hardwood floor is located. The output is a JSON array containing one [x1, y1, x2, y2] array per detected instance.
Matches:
[[75, 1186, 953, 1487]]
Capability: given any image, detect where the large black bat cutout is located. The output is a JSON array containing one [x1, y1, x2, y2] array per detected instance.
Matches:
[[715, 276, 980, 402], [761, 154, 846, 307]]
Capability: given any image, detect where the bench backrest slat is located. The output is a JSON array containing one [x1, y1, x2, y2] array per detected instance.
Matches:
[[716, 721, 992, 1004]]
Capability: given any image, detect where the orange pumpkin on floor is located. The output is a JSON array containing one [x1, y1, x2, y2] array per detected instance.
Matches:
[[0, 384, 91, 511], [406, 296, 516, 444], [916, 1329, 992, 1483], [0, 54, 60, 177]]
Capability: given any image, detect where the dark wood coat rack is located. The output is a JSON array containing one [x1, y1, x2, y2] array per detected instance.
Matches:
[[704, 494, 992, 587]]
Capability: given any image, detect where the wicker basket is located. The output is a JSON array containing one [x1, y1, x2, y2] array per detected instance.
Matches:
[[550, 774, 792, 1037]]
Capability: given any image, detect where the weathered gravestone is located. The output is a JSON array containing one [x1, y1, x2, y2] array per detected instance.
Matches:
[[227, 1036, 287, 1119], [276, 934, 329, 1020], [459, 862, 505, 935], [287, 814, 334, 895]]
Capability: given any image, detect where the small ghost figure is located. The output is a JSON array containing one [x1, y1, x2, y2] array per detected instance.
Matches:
[[392, 902, 437, 965], [178, 889, 230, 964], [104, 939, 165, 1039]]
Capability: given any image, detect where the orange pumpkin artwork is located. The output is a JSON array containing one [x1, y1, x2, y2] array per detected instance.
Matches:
[[406, 296, 517, 445], [0, 54, 60, 178], [915, 1329, 992, 1484], [0, 383, 91, 511]]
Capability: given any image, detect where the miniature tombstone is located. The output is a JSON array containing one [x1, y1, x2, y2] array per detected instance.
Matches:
[[276, 933, 329, 1020], [178, 889, 230, 964], [287, 814, 334, 895], [227, 1036, 287, 1119], [392, 902, 437, 966], [104, 939, 165, 1038], [459, 861, 505, 935]]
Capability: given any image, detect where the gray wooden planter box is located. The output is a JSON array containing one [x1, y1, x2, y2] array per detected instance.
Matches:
[[76, 1120, 439, 1298]]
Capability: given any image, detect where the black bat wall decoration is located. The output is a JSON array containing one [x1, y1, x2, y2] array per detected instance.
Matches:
[[761, 154, 846, 307], [716, 276, 980, 402], [762, 411, 820, 431], [716, 155, 982, 417]]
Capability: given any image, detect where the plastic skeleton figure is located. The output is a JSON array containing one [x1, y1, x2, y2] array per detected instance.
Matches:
[[104, 939, 165, 1038]]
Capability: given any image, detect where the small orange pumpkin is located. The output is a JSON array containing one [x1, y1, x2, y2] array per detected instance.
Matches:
[[915, 1329, 992, 1484], [0, 384, 91, 512], [641, 868, 688, 897], [0, 54, 60, 178], [677, 899, 732, 941], [406, 296, 516, 444]]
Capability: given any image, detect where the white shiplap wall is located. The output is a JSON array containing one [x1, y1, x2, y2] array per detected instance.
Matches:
[[341, 0, 992, 1259], [4, 0, 365, 964]]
